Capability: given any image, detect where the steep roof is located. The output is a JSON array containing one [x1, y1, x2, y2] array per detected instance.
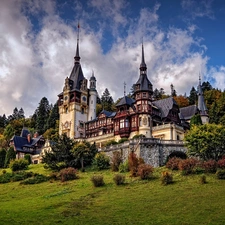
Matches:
[[116, 96, 135, 107], [99, 110, 116, 118], [153, 97, 178, 118], [69, 64, 85, 90], [12, 130, 44, 154], [179, 105, 198, 120], [135, 74, 153, 92], [135, 44, 153, 93]]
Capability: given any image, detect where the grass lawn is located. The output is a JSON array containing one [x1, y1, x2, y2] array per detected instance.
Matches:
[[1, 164, 225, 225]]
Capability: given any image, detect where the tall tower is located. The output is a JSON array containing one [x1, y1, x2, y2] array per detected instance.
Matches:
[[58, 26, 88, 139], [88, 71, 97, 121], [134, 43, 153, 137], [198, 76, 209, 124]]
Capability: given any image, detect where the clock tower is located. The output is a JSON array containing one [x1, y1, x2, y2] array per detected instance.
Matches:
[[58, 31, 89, 139]]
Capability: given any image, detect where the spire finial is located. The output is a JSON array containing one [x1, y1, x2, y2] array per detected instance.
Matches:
[[140, 41, 147, 73], [74, 22, 80, 64], [124, 82, 126, 96]]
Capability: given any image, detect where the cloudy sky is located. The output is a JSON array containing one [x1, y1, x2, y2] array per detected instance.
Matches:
[[1, 0, 225, 117]]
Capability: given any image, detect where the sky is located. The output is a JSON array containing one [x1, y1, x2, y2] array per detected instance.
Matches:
[[1, 0, 225, 117]]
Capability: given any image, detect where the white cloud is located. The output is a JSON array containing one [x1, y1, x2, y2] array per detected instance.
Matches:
[[0, 0, 224, 118], [181, 0, 214, 20]]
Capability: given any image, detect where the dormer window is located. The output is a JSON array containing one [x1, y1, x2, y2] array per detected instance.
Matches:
[[143, 93, 146, 98]]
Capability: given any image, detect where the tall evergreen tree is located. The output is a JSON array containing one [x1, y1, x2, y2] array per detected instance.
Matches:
[[0, 148, 6, 168], [170, 84, 177, 97], [188, 87, 197, 105], [101, 88, 114, 111], [4, 147, 16, 168], [202, 81, 212, 92], [46, 101, 59, 130], [36, 97, 50, 134]]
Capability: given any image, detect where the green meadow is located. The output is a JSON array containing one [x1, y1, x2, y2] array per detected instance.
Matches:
[[1, 164, 225, 225]]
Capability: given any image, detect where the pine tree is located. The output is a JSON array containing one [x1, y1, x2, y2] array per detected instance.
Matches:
[[170, 84, 177, 97], [4, 147, 16, 168], [101, 88, 114, 111], [188, 87, 197, 105], [0, 148, 6, 168], [36, 97, 50, 134], [202, 81, 212, 92], [46, 101, 59, 129]]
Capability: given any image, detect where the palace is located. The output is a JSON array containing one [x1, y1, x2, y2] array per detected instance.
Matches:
[[58, 37, 208, 148]]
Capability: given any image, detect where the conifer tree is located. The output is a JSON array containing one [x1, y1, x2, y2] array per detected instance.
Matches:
[[4, 147, 16, 168], [101, 88, 114, 111], [46, 101, 59, 130], [35, 97, 50, 134], [188, 87, 197, 105]]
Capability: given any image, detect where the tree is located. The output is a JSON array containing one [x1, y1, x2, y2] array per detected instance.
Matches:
[[4, 147, 16, 168], [190, 114, 202, 127], [42, 134, 76, 171], [72, 142, 89, 170], [8, 107, 25, 121], [46, 101, 59, 130], [188, 87, 197, 105], [184, 124, 225, 161], [173, 95, 189, 108], [202, 81, 212, 92], [3, 124, 15, 144], [170, 84, 177, 97], [101, 88, 114, 111], [0, 148, 6, 168], [0, 114, 7, 129], [35, 97, 51, 134]]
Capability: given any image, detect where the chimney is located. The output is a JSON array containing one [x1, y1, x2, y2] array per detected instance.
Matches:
[[34, 132, 39, 138], [27, 134, 31, 143]]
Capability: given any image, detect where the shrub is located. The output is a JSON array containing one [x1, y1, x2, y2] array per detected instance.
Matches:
[[113, 174, 125, 185], [24, 154, 32, 165], [216, 170, 225, 179], [202, 159, 217, 173], [10, 171, 33, 182], [118, 138, 128, 144], [119, 160, 129, 173], [111, 151, 123, 172], [59, 167, 78, 182], [200, 175, 207, 184], [166, 157, 183, 170], [161, 171, 173, 185], [132, 134, 145, 139], [128, 152, 141, 177], [178, 158, 199, 175], [218, 157, 225, 169], [20, 174, 49, 185], [105, 140, 118, 146], [92, 153, 110, 170], [49, 172, 59, 181], [91, 175, 105, 187], [9, 159, 28, 171], [0, 172, 12, 183], [137, 164, 154, 180]]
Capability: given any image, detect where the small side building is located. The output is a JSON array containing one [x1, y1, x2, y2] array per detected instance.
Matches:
[[10, 128, 45, 164]]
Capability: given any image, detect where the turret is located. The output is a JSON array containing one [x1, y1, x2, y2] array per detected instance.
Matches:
[[88, 72, 97, 121], [198, 76, 209, 124]]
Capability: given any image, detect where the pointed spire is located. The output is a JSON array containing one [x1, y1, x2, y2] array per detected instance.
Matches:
[[198, 73, 207, 115], [140, 42, 147, 73], [124, 82, 126, 97], [74, 22, 80, 64]]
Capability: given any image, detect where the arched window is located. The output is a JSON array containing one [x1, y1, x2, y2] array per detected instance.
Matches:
[[139, 117, 142, 126]]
